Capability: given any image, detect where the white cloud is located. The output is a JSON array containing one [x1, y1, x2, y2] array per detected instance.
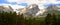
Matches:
[[7, 0, 60, 4], [10, 5, 25, 9], [0, 4, 25, 10], [6, 0, 60, 16], [7, 0, 17, 2], [7, 0, 60, 9]]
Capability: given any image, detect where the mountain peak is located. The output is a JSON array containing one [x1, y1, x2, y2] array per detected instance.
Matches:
[[26, 4, 38, 9], [0, 5, 13, 12]]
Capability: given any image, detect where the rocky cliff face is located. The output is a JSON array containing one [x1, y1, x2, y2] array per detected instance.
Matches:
[[47, 4, 60, 11], [0, 5, 13, 12], [19, 4, 40, 16], [46, 4, 60, 14], [0, 6, 4, 12]]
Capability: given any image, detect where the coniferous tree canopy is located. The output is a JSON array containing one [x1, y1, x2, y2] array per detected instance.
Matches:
[[0, 12, 60, 25]]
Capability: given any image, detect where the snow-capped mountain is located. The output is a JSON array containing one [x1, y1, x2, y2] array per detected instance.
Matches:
[[18, 4, 60, 16], [1, 4, 60, 16], [47, 4, 60, 11], [15, 4, 47, 17], [0, 5, 13, 12], [46, 4, 60, 14], [18, 4, 40, 16]]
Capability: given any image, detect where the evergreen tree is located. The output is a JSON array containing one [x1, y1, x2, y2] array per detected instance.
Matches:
[[57, 14, 60, 25], [45, 13, 52, 25], [20, 14, 25, 25], [51, 13, 57, 25], [45, 13, 58, 25], [17, 14, 25, 25]]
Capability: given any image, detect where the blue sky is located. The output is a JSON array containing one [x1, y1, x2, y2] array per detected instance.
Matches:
[[0, 0, 60, 9], [44, 3, 60, 7], [57, 0, 60, 1], [0, 0, 28, 6], [0, 0, 60, 6]]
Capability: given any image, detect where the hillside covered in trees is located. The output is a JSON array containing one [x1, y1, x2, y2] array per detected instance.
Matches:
[[0, 12, 60, 25]]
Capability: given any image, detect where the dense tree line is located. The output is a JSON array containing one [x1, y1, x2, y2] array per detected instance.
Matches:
[[0, 12, 60, 25], [0, 12, 25, 25]]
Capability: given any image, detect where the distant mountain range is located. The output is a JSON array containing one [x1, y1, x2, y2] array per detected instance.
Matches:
[[0, 4, 60, 17], [0, 5, 13, 13], [18, 4, 46, 16], [23, 4, 40, 16], [46, 4, 60, 14]]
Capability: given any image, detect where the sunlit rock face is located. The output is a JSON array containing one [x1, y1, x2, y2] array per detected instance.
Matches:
[[19, 4, 40, 16], [47, 4, 60, 11], [47, 4, 55, 11], [0, 5, 13, 12], [35, 8, 47, 16], [0, 6, 4, 12], [46, 4, 60, 13], [15, 8, 24, 14]]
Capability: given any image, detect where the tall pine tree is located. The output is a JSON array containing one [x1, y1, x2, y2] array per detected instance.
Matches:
[[45, 13, 52, 25]]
